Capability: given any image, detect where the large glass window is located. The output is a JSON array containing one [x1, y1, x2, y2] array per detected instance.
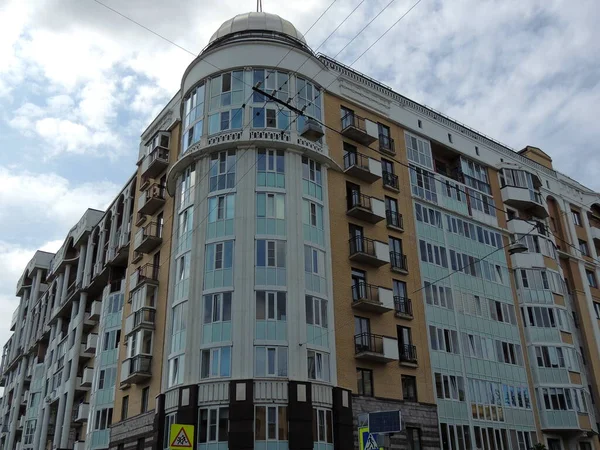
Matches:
[[305, 296, 328, 328], [307, 349, 330, 381], [257, 193, 285, 219], [205, 241, 234, 271], [198, 407, 228, 444], [200, 347, 232, 378], [313, 408, 333, 444], [182, 84, 205, 153], [257, 149, 285, 187], [255, 346, 288, 377], [209, 150, 236, 192], [203, 293, 232, 324], [296, 78, 322, 133], [256, 291, 286, 321], [405, 132, 433, 169], [302, 156, 323, 200], [208, 193, 235, 222], [255, 405, 288, 441], [256, 240, 286, 268], [171, 301, 187, 353]]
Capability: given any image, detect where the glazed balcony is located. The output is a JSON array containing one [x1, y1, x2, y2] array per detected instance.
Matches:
[[349, 236, 390, 267], [121, 355, 152, 384], [346, 193, 386, 224], [341, 114, 378, 145], [133, 222, 162, 254], [500, 185, 548, 218], [88, 301, 101, 322], [351, 282, 394, 314], [73, 402, 89, 422], [80, 367, 93, 388], [137, 183, 165, 215], [343, 152, 382, 183], [354, 333, 398, 363], [125, 307, 156, 336], [141, 146, 169, 180]]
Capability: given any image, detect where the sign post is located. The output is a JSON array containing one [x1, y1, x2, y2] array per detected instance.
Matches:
[[358, 410, 402, 450], [169, 424, 194, 450]]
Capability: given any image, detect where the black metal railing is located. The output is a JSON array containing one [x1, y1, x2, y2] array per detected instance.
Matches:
[[394, 297, 413, 317], [343, 151, 371, 171], [382, 171, 399, 189], [142, 221, 163, 239], [354, 333, 384, 355], [351, 282, 379, 302], [348, 192, 373, 211], [386, 210, 403, 229], [341, 113, 366, 132], [399, 344, 418, 363], [349, 236, 377, 257], [390, 252, 408, 271], [379, 134, 395, 154]]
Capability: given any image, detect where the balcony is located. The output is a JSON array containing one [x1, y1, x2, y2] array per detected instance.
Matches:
[[379, 134, 395, 155], [133, 222, 163, 254], [129, 264, 159, 292], [386, 210, 403, 231], [141, 146, 169, 180], [354, 333, 398, 363], [351, 283, 394, 314], [80, 367, 93, 388], [349, 237, 390, 267], [74, 441, 86, 450], [347, 193, 386, 224], [121, 355, 152, 384], [382, 171, 399, 191], [390, 252, 409, 274], [341, 114, 379, 145], [125, 307, 156, 335], [500, 185, 548, 218], [80, 334, 97, 360], [399, 344, 418, 365], [394, 297, 413, 319], [343, 152, 382, 183], [137, 183, 166, 215], [88, 301, 101, 322], [73, 402, 89, 422]]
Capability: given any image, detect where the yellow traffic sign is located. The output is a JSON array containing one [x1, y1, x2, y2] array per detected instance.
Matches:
[[170, 424, 194, 449]]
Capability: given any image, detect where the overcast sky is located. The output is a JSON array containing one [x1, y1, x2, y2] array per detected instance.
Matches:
[[0, 0, 599, 351]]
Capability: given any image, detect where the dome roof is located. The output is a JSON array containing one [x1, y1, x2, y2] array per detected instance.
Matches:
[[209, 12, 306, 46]]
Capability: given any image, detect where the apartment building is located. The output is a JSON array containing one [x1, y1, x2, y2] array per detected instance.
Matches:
[[2, 10, 600, 450]]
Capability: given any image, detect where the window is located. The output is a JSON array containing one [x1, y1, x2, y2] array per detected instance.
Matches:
[[475, 146, 480, 156], [203, 292, 232, 324], [136, 439, 144, 450], [580, 443, 592, 450], [313, 408, 333, 444], [98, 369, 106, 389], [307, 350, 330, 381], [256, 240, 286, 268], [417, 119, 422, 128], [434, 373, 465, 401], [23, 420, 36, 445], [407, 427, 422, 450], [208, 194, 235, 222], [419, 239, 448, 268], [257, 193, 285, 219], [209, 150, 235, 192], [490, 300, 516, 325], [205, 241, 234, 271], [93, 407, 113, 431], [164, 414, 177, 449], [121, 395, 129, 420], [406, 132, 433, 169], [252, 106, 290, 130], [302, 156, 323, 200], [252, 69, 289, 103], [595, 302, 600, 319], [579, 240, 589, 256], [255, 346, 288, 377], [402, 375, 418, 401], [296, 78, 321, 132], [357, 368, 373, 396], [198, 407, 228, 443], [256, 291, 287, 321], [208, 107, 243, 134], [168, 356, 184, 387], [141, 387, 149, 413], [448, 133, 453, 143], [304, 246, 324, 276], [201, 347, 232, 378], [257, 149, 285, 187], [572, 210, 582, 226], [305, 296, 328, 328], [255, 405, 288, 441], [429, 326, 459, 354], [587, 270, 597, 288], [182, 84, 205, 153], [423, 282, 453, 309]]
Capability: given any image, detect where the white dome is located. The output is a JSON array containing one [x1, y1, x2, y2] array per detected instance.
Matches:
[[209, 12, 306, 45]]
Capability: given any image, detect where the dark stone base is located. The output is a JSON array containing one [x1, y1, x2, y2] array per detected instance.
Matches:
[[352, 396, 440, 450], [108, 411, 156, 450]]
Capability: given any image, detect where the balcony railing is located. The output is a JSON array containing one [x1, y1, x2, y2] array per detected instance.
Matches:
[[349, 236, 377, 257], [344, 152, 370, 172], [122, 354, 152, 384], [351, 282, 379, 302], [130, 264, 159, 291], [399, 344, 418, 364], [133, 307, 156, 329], [133, 222, 163, 253], [382, 171, 399, 190], [138, 183, 166, 215], [386, 210, 403, 230], [341, 113, 378, 145], [394, 297, 413, 318], [379, 134, 395, 155], [348, 192, 372, 211], [390, 252, 408, 273], [141, 147, 169, 179], [354, 332, 384, 355], [343, 152, 382, 183]]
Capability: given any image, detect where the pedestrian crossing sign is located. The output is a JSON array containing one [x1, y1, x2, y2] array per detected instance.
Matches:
[[359, 427, 383, 450], [170, 424, 194, 449]]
